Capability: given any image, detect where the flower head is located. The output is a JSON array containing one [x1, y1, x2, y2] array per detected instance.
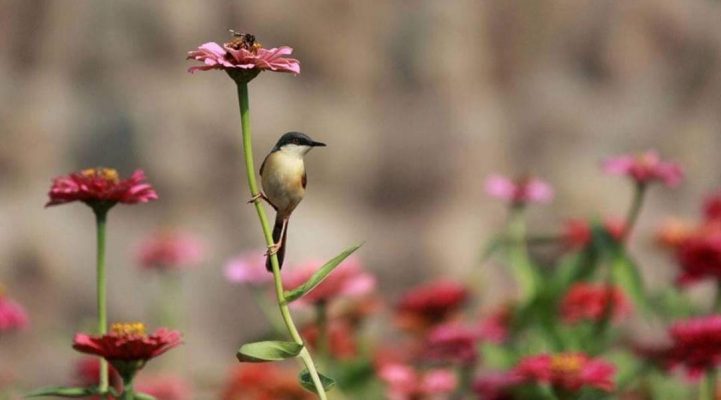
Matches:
[[560, 283, 631, 324], [378, 362, 457, 400], [187, 32, 300, 83], [514, 353, 615, 392], [283, 257, 376, 304], [704, 192, 721, 221], [221, 364, 313, 400], [396, 280, 469, 332], [675, 223, 721, 285], [137, 231, 204, 272], [424, 322, 480, 365], [666, 315, 721, 378], [46, 168, 157, 211], [602, 150, 683, 187], [73, 322, 181, 380], [472, 372, 521, 400], [478, 304, 513, 344], [485, 174, 553, 206], [224, 251, 273, 286], [0, 291, 29, 333]]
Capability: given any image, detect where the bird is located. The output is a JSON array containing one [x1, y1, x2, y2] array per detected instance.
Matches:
[[254, 131, 326, 271]]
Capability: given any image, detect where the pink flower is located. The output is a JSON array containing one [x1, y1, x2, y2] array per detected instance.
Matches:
[[485, 174, 553, 206], [514, 353, 615, 392], [135, 375, 191, 400], [396, 281, 469, 331], [283, 257, 376, 304], [46, 168, 157, 209], [560, 283, 631, 323], [137, 231, 204, 272], [378, 362, 456, 400], [602, 150, 683, 187], [478, 305, 513, 344], [666, 315, 721, 378], [675, 223, 721, 285], [424, 322, 479, 365], [187, 33, 300, 76], [472, 372, 521, 400], [223, 251, 272, 286], [704, 191, 721, 221], [0, 293, 28, 333]]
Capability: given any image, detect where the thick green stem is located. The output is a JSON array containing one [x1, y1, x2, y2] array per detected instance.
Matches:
[[714, 282, 721, 314], [702, 368, 716, 400], [119, 378, 135, 400], [94, 209, 109, 393], [622, 183, 646, 244], [236, 82, 327, 399]]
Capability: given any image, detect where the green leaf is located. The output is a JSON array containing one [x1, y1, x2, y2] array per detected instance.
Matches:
[[236, 340, 303, 362], [611, 252, 649, 315], [298, 369, 336, 394], [26, 386, 99, 398], [135, 393, 158, 400], [284, 243, 363, 303]]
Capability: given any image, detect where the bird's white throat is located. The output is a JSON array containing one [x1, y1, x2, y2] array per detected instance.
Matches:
[[280, 144, 313, 157]]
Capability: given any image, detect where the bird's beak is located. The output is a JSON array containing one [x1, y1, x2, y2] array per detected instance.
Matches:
[[311, 141, 326, 147]]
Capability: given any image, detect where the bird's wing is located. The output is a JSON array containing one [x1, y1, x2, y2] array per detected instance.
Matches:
[[302, 171, 307, 189], [260, 153, 269, 176]]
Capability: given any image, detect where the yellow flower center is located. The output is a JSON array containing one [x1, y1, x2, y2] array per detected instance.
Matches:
[[111, 322, 146, 337], [82, 168, 119, 183], [550, 354, 584, 375]]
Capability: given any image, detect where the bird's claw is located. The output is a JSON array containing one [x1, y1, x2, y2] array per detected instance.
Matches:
[[248, 192, 267, 204], [266, 243, 280, 256]]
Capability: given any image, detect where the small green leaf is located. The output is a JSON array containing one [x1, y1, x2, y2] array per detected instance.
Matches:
[[611, 252, 649, 315], [26, 386, 99, 398], [298, 369, 336, 393], [284, 243, 363, 303], [135, 393, 158, 400], [236, 340, 303, 362]]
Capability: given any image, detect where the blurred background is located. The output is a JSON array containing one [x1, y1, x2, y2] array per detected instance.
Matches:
[[2, 0, 721, 395]]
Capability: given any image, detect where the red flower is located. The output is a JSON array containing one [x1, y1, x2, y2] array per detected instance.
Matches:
[[283, 257, 376, 304], [514, 353, 615, 392], [137, 231, 204, 271], [378, 362, 457, 400], [666, 315, 721, 378], [73, 323, 181, 378], [424, 322, 479, 365], [221, 364, 313, 400], [0, 292, 28, 332], [602, 150, 683, 187], [135, 375, 191, 400], [478, 305, 513, 344], [302, 319, 358, 360], [560, 283, 631, 323], [46, 168, 157, 209], [73, 357, 121, 392], [187, 33, 300, 78], [704, 192, 721, 221], [675, 224, 721, 285], [561, 217, 625, 249], [396, 281, 469, 331], [472, 372, 521, 400]]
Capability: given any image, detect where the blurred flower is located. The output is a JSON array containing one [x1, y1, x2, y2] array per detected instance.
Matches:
[[378, 362, 457, 400], [302, 319, 358, 360], [602, 150, 683, 187], [46, 168, 157, 209], [560, 283, 631, 324], [704, 192, 721, 221], [472, 372, 521, 400], [396, 281, 469, 332], [675, 223, 721, 285], [0, 292, 28, 333], [137, 231, 204, 271], [484, 174, 553, 206], [224, 251, 272, 286], [187, 33, 300, 79], [135, 375, 191, 400], [283, 257, 376, 304], [73, 323, 181, 379], [73, 357, 121, 393], [478, 305, 513, 344], [561, 217, 625, 249], [514, 353, 615, 392], [655, 218, 695, 249], [221, 364, 312, 400], [424, 322, 479, 365], [666, 315, 721, 378]]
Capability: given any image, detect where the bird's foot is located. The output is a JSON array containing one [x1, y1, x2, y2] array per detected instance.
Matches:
[[266, 242, 281, 256], [248, 192, 269, 204]]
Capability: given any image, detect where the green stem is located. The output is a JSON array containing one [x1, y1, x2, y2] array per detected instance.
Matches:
[[236, 82, 327, 400], [714, 282, 721, 314], [94, 209, 109, 393], [119, 379, 135, 400], [316, 301, 329, 362], [507, 206, 539, 301], [622, 183, 647, 244], [703, 368, 716, 400]]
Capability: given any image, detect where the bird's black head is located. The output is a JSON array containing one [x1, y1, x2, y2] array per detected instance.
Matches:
[[273, 132, 326, 151]]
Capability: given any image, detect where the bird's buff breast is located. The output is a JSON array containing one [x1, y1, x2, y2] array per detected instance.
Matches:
[[261, 152, 305, 214]]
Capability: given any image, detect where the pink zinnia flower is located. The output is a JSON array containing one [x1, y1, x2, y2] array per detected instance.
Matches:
[[396, 281, 469, 331], [187, 33, 300, 77], [666, 315, 721, 378], [223, 251, 273, 286], [0, 293, 28, 333], [472, 372, 522, 400], [602, 150, 683, 187], [135, 375, 191, 400], [378, 362, 457, 400], [283, 257, 376, 304], [560, 283, 631, 323], [424, 322, 479, 365], [485, 174, 553, 206], [73, 323, 181, 377], [46, 168, 157, 209], [137, 231, 204, 272], [514, 353, 615, 392]]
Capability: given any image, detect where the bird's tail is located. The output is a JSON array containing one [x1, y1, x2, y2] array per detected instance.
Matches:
[[266, 215, 288, 271]]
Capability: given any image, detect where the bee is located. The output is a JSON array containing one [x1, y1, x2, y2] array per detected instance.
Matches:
[[227, 30, 261, 52]]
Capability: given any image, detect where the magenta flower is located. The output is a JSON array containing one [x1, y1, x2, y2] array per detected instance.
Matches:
[[396, 280, 469, 331], [472, 372, 521, 400], [46, 168, 157, 209], [378, 362, 457, 400], [224, 251, 273, 286], [560, 283, 631, 324], [514, 353, 615, 392], [283, 257, 376, 304], [478, 305, 512, 344], [0, 293, 28, 333], [187, 33, 300, 79], [424, 322, 480, 365], [602, 150, 683, 187], [666, 315, 721, 378], [137, 231, 204, 272], [485, 174, 553, 206]]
